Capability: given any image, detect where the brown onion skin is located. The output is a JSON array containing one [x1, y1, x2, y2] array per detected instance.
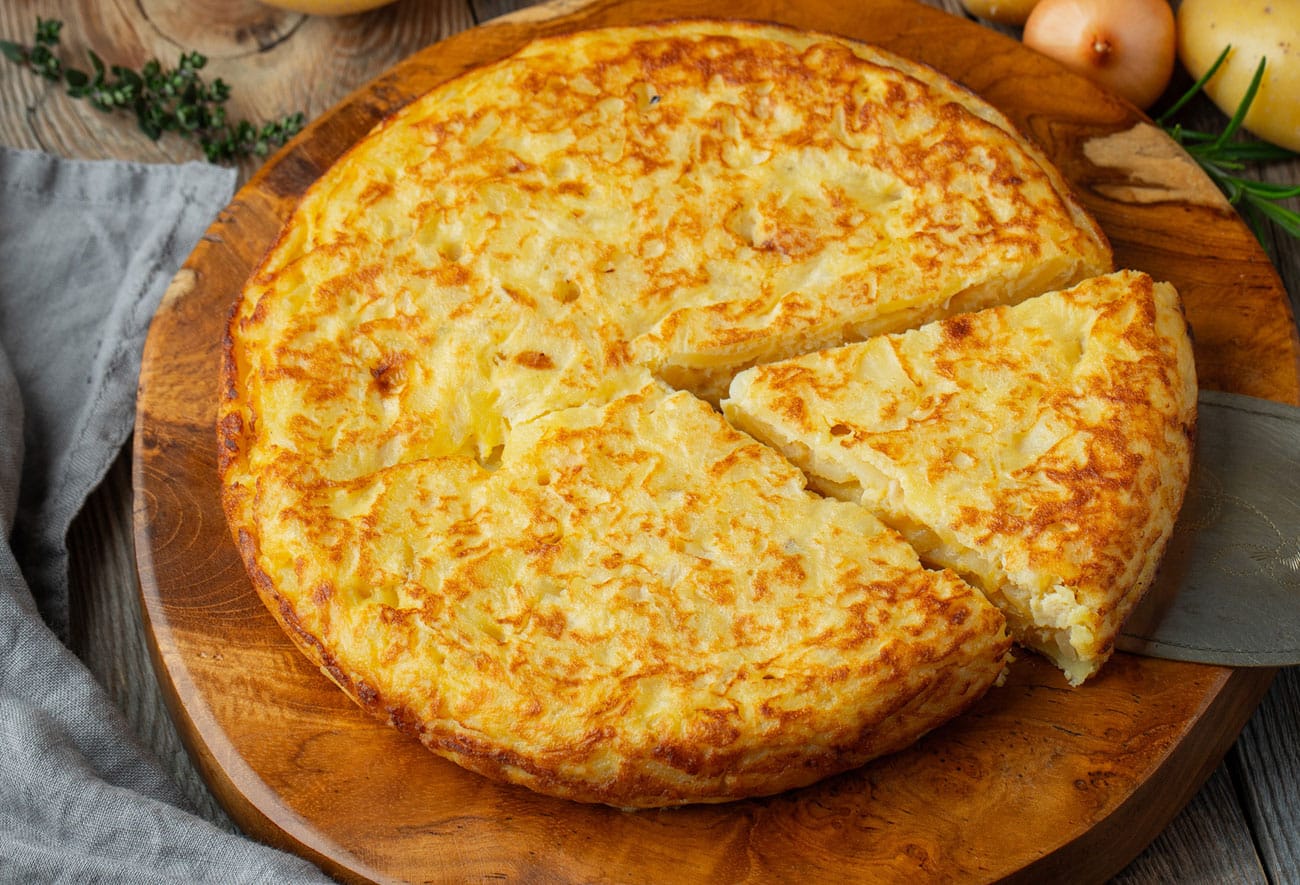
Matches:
[[1023, 0, 1177, 110]]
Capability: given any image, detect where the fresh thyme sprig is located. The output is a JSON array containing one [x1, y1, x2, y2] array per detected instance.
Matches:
[[0, 18, 305, 163], [1157, 45, 1300, 247]]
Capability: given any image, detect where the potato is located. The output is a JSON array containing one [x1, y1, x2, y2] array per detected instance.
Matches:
[[961, 0, 1043, 26], [1177, 0, 1300, 151]]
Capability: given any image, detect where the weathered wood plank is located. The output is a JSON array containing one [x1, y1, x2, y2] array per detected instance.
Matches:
[[1112, 764, 1268, 885], [470, 0, 529, 23], [1261, 161, 1300, 325], [1232, 667, 1300, 881]]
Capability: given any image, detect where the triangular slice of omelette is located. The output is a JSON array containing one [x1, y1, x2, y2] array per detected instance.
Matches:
[[723, 271, 1197, 684]]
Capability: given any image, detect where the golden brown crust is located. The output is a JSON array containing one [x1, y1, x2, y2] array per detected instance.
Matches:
[[218, 19, 1124, 806]]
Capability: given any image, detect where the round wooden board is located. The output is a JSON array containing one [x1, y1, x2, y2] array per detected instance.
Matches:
[[133, 0, 1300, 882]]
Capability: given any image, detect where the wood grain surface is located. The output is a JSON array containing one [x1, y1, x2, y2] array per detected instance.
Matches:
[[3, 0, 1296, 882]]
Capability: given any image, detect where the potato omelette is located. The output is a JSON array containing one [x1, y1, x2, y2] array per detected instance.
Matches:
[[218, 20, 1186, 807]]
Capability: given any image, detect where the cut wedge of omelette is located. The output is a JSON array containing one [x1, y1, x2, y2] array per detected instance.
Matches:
[[218, 19, 1165, 807], [724, 271, 1198, 685]]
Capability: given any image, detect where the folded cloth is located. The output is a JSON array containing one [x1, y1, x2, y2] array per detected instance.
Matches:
[[0, 147, 328, 882]]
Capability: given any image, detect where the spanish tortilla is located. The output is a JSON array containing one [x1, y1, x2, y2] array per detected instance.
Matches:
[[218, 19, 1146, 805]]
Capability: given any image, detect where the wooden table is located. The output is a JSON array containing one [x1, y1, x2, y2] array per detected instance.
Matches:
[[3, 0, 1297, 881]]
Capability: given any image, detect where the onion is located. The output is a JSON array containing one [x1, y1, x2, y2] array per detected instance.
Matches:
[[1022, 0, 1177, 110]]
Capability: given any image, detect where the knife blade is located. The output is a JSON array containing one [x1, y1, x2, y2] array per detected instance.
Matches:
[[1118, 389, 1300, 667]]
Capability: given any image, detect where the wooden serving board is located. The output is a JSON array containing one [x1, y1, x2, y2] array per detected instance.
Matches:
[[133, 0, 1300, 881]]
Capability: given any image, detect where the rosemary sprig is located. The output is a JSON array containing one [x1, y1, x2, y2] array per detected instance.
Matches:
[[1157, 45, 1300, 247], [0, 18, 305, 163]]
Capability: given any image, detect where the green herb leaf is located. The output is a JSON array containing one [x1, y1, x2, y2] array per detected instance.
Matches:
[[1156, 45, 1232, 126], [1211, 56, 1268, 150], [34, 18, 62, 47], [0, 40, 26, 64], [1251, 197, 1300, 238], [1235, 179, 1300, 200], [0, 17, 305, 164], [1159, 47, 1300, 252]]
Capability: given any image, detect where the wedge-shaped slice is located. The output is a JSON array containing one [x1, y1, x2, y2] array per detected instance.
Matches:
[[229, 381, 1009, 807], [723, 271, 1197, 684]]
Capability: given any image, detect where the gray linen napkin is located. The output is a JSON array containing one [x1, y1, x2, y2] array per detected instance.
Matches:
[[0, 147, 329, 882]]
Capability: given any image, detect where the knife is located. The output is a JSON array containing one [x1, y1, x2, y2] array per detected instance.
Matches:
[[1118, 389, 1300, 667]]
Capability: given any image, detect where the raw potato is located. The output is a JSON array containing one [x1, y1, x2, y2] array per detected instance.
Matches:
[[961, 0, 1042, 26], [1177, 0, 1300, 152]]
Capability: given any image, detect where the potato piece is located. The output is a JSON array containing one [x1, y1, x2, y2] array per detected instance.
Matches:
[[1177, 0, 1300, 152]]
